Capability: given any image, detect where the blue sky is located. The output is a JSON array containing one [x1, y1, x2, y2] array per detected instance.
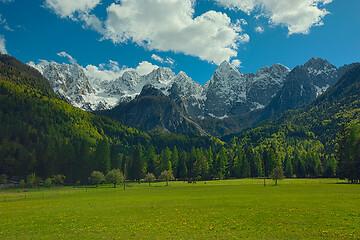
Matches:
[[0, 0, 359, 85]]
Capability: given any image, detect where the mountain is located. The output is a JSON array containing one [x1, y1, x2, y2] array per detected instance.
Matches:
[[29, 59, 290, 118], [261, 58, 339, 118], [98, 84, 208, 136], [228, 62, 360, 151], [30, 57, 355, 136], [204, 61, 290, 117]]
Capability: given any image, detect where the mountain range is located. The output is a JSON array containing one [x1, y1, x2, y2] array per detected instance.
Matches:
[[29, 57, 356, 136]]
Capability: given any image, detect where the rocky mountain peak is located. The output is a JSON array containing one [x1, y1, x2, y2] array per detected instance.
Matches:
[[137, 84, 166, 98]]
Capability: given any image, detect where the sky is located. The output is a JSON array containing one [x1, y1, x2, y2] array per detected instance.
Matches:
[[0, 0, 359, 85]]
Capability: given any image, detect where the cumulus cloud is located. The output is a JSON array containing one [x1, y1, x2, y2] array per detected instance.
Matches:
[[214, 0, 333, 35], [0, 35, 7, 54], [85, 61, 123, 81], [44, 0, 100, 19], [262, 0, 332, 35], [231, 59, 241, 67], [57, 51, 77, 64], [134, 61, 159, 76], [44, 0, 105, 33], [85, 60, 159, 81], [104, 0, 248, 65]]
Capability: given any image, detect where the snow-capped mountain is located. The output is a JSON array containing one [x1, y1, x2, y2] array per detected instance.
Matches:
[[204, 61, 290, 117], [28, 57, 343, 122], [262, 58, 342, 118]]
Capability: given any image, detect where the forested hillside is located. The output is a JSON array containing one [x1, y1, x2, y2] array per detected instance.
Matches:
[[1, 55, 359, 184], [225, 63, 360, 179]]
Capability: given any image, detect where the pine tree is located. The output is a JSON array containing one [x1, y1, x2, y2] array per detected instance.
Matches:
[[95, 139, 111, 174], [160, 147, 172, 173], [177, 151, 188, 180], [284, 153, 293, 178], [129, 143, 144, 181]]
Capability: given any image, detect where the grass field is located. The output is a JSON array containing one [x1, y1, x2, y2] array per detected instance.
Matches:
[[0, 179, 359, 239]]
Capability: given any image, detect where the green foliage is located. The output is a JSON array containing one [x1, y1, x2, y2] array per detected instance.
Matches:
[[106, 169, 124, 188], [26, 173, 36, 188], [19, 179, 25, 188], [270, 165, 285, 185], [337, 124, 360, 182], [52, 174, 66, 186], [43, 178, 52, 188], [159, 170, 175, 186], [144, 173, 156, 186], [88, 171, 105, 187]]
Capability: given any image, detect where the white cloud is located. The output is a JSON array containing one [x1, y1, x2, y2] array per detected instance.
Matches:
[[79, 13, 104, 34], [44, 0, 101, 19], [134, 61, 159, 76], [151, 54, 164, 63], [255, 26, 264, 33], [214, 0, 333, 35], [214, 0, 257, 14], [231, 59, 241, 67], [85, 61, 123, 81], [57, 51, 77, 64], [85, 60, 159, 80], [0, 0, 14, 3], [151, 54, 175, 65], [0, 35, 7, 54], [104, 0, 248, 65], [262, 0, 332, 35]]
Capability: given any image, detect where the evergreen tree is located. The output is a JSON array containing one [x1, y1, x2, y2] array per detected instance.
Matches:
[[214, 147, 227, 179], [177, 151, 188, 180], [233, 147, 244, 178], [95, 139, 111, 174], [129, 143, 144, 181], [145, 145, 157, 175], [160, 147, 172, 173], [170, 147, 179, 177], [284, 153, 293, 178]]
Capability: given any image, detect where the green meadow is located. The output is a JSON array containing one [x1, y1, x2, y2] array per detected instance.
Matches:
[[0, 179, 359, 239]]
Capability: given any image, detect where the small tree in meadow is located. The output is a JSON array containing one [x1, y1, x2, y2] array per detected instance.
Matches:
[[52, 174, 66, 186], [159, 170, 174, 186], [89, 171, 105, 187], [19, 179, 26, 188], [144, 173, 156, 186], [270, 165, 285, 186], [43, 178, 52, 188], [106, 169, 124, 188], [26, 173, 36, 188]]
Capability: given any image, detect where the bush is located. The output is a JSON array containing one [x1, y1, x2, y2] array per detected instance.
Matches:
[[19, 179, 26, 188], [88, 171, 105, 187], [43, 178, 52, 188]]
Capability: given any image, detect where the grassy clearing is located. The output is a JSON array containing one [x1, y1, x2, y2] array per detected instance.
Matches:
[[0, 179, 359, 239]]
